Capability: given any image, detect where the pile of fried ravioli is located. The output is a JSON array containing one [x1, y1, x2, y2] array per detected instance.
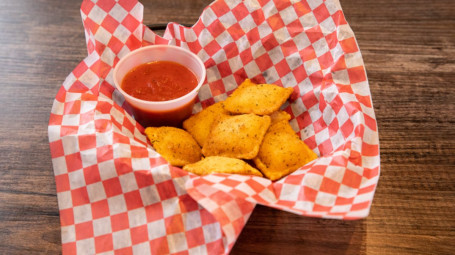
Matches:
[[144, 79, 317, 181]]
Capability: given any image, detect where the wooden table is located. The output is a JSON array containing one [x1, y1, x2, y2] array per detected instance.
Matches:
[[0, 0, 454, 254]]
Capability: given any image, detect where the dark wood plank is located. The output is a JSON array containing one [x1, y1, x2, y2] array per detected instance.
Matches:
[[0, 0, 454, 254], [0, 0, 85, 253]]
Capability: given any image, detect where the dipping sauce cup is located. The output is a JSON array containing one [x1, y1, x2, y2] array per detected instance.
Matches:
[[113, 45, 206, 127]]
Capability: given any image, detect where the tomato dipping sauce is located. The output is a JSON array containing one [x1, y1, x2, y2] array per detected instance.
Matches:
[[129, 97, 196, 127], [121, 61, 198, 101], [120, 60, 200, 127], [113, 45, 206, 128]]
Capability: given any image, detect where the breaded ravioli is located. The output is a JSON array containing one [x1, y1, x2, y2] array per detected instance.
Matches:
[[253, 120, 318, 181], [202, 114, 271, 159], [183, 102, 228, 147], [224, 79, 294, 115], [144, 127, 202, 167], [183, 156, 263, 177], [269, 110, 291, 124]]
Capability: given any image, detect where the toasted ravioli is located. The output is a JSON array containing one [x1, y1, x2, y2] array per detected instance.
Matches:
[[253, 120, 318, 181], [144, 127, 202, 167], [267, 118, 296, 134], [202, 114, 271, 159], [183, 102, 228, 147], [183, 156, 263, 177], [224, 79, 294, 115], [269, 110, 291, 124]]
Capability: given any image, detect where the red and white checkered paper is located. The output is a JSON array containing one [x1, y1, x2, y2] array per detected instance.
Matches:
[[48, 0, 380, 254]]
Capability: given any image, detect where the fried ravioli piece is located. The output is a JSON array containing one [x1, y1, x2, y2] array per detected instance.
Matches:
[[183, 156, 263, 177], [253, 120, 318, 181], [202, 114, 271, 159], [183, 102, 228, 147], [144, 127, 202, 167], [224, 79, 294, 115], [269, 110, 291, 124]]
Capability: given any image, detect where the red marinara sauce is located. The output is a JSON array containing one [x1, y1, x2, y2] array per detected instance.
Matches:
[[120, 61, 199, 127], [121, 61, 198, 101]]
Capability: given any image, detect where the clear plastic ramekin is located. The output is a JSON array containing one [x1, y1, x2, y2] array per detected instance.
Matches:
[[113, 45, 206, 127]]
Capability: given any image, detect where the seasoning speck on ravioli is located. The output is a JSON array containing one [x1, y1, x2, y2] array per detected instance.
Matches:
[[202, 113, 271, 159], [224, 79, 294, 115], [183, 156, 263, 177], [182, 102, 229, 147], [253, 120, 318, 181], [144, 127, 202, 167]]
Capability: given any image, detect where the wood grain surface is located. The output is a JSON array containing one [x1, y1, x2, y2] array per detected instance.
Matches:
[[0, 0, 454, 254]]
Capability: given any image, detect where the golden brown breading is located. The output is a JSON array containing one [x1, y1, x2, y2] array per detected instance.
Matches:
[[183, 156, 263, 177], [253, 120, 318, 181], [182, 102, 228, 147], [269, 110, 291, 124], [202, 114, 271, 159], [144, 127, 202, 167], [224, 79, 294, 115]]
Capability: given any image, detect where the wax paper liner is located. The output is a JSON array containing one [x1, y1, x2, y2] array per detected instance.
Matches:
[[48, 0, 380, 254]]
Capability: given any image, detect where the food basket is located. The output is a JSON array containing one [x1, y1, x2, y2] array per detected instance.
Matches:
[[48, 0, 380, 254]]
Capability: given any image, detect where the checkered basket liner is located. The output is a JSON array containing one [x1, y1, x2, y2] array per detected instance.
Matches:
[[48, 0, 380, 254]]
